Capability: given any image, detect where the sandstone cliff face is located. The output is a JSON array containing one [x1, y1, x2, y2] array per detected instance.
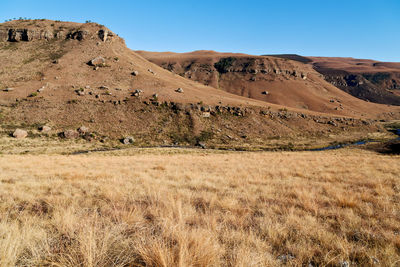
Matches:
[[0, 20, 115, 42], [319, 71, 400, 106], [142, 53, 311, 96]]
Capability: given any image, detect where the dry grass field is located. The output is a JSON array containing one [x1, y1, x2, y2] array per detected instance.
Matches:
[[0, 148, 399, 266]]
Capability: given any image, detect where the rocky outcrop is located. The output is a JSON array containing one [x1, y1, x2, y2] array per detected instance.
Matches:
[[0, 25, 114, 42], [89, 56, 106, 67], [98, 29, 114, 42], [60, 129, 79, 139], [318, 71, 400, 106], [66, 30, 89, 41], [12, 129, 28, 139]]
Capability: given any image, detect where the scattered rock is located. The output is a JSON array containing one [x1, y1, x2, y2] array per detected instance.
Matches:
[[175, 87, 184, 93], [82, 132, 95, 142], [61, 130, 79, 139], [277, 254, 295, 263], [328, 120, 337, 126], [12, 129, 28, 139], [132, 89, 143, 97], [371, 257, 379, 265], [3, 88, 14, 92], [122, 136, 134, 144], [39, 126, 51, 133], [196, 142, 206, 149], [99, 86, 109, 90], [131, 71, 139, 76], [202, 112, 211, 118], [76, 90, 85, 96], [338, 261, 350, 267], [148, 69, 155, 74], [89, 56, 106, 67], [78, 126, 89, 134], [261, 91, 269, 95]]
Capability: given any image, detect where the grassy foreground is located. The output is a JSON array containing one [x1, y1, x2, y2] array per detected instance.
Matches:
[[0, 149, 399, 266]]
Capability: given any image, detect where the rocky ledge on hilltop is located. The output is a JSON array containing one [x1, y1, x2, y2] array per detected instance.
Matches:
[[0, 21, 114, 42]]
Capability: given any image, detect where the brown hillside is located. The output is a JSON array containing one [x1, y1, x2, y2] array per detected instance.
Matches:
[[0, 20, 399, 148], [308, 57, 400, 105], [136, 50, 400, 116]]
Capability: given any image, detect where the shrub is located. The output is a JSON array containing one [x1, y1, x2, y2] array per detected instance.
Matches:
[[214, 57, 236, 73]]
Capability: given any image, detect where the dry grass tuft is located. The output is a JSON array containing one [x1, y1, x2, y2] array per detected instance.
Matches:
[[0, 148, 399, 266]]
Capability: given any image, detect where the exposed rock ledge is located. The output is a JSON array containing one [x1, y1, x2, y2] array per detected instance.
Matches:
[[0, 28, 114, 42]]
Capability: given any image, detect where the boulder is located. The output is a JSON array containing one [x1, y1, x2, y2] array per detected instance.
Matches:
[[277, 254, 295, 264], [3, 88, 14, 92], [78, 126, 89, 134], [12, 129, 28, 139], [75, 89, 85, 96], [61, 130, 79, 139], [196, 142, 206, 149], [175, 88, 184, 93], [131, 71, 139, 76], [89, 56, 106, 67], [122, 136, 134, 144], [132, 89, 143, 97], [39, 126, 51, 133], [202, 112, 211, 118], [261, 91, 269, 95]]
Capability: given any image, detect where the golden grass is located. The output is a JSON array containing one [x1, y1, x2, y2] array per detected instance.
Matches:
[[0, 149, 399, 266]]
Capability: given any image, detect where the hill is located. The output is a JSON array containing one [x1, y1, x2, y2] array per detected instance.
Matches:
[[136, 50, 399, 116], [266, 54, 400, 105], [0, 20, 399, 149], [309, 57, 400, 105]]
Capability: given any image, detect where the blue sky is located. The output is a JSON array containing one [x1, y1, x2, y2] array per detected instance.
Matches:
[[1, 0, 399, 61]]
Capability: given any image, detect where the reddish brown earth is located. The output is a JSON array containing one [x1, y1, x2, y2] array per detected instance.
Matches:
[[269, 55, 400, 104], [0, 20, 399, 148]]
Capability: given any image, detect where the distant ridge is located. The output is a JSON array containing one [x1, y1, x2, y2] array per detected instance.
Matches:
[[263, 54, 312, 64]]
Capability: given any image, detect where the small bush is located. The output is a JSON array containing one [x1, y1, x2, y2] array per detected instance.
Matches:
[[214, 57, 236, 73]]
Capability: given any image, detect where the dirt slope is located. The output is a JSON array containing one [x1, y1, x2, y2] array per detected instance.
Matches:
[[0, 20, 399, 147], [136, 50, 399, 116], [309, 57, 400, 105], [270, 55, 400, 105]]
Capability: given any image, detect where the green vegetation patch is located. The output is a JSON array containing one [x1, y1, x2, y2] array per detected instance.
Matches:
[[214, 57, 236, 73], [362, 72, 391, 85]]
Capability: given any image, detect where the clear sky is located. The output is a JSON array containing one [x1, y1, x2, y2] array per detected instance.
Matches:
[[1, 0, 399, 61]]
